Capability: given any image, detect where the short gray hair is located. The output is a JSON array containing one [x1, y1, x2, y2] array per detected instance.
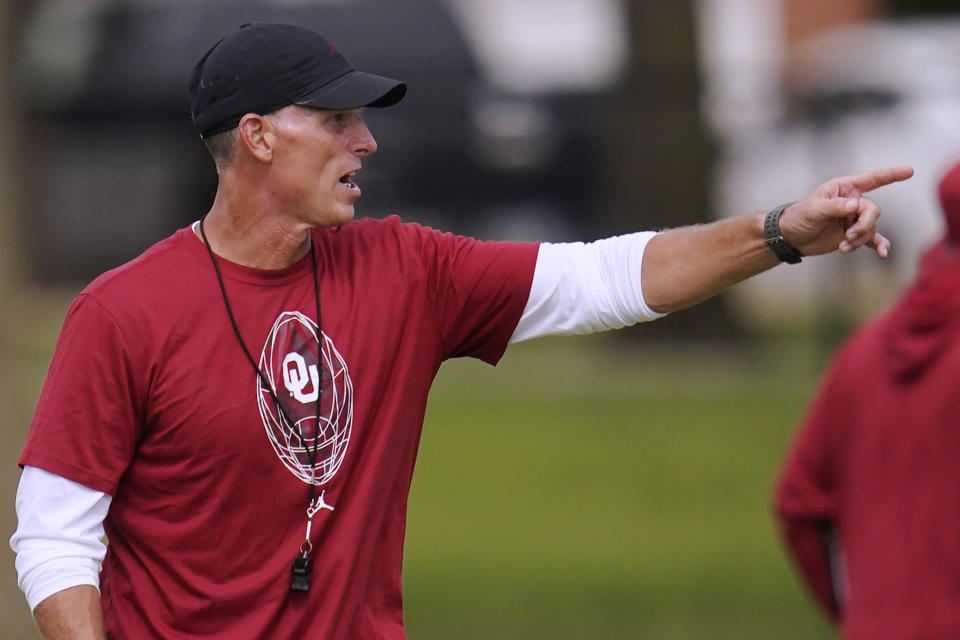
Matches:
[[202, 128, 239, 170], [200, 108, 296, 170]]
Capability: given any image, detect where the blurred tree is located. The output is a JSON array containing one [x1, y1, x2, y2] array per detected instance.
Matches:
[[0, 6, 36, 637], [604, 1, 737, 341], [0, 0, 20, 296]]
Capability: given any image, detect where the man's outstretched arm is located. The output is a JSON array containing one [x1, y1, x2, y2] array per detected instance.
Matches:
[[641, 166, 913, 313]]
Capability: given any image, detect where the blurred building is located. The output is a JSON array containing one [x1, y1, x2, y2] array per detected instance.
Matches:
[[697, 0, 960, 329], [10, 0, 960, 333]]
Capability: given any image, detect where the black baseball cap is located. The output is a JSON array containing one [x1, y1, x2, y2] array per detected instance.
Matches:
[[188, 23, 407, 138]]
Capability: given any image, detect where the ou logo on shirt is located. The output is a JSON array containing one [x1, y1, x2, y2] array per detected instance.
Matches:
[[283, 352, 320, 404]]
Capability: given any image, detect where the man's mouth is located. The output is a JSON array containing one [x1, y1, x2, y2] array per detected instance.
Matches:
[[339, 169, 360, 192]]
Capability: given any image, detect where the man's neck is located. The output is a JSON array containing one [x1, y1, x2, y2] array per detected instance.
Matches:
[[197, 200, 313, 270]]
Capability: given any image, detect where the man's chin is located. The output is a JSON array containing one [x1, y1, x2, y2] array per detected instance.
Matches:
[[316, 206, 355, 228]]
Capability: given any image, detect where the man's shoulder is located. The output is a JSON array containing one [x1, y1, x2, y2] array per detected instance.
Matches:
[[82, 226, 195, 304], [335, 215, 508, 250], [325, 215, 448, 256], [336, 215, 429, 239]]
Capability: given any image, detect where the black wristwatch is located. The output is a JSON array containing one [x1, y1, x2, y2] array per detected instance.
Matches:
[[763, 202, 802, 264]]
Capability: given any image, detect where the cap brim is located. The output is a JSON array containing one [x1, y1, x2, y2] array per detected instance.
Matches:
[[294, 70, 407, 110]]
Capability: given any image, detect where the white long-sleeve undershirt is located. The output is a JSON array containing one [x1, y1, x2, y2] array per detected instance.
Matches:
[[511, 232, 665, 342], [11, 231, 666, 612], [11, 466, 111, 611]]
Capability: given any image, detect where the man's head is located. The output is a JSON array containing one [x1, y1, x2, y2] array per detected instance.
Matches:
[[188, 23, 405, 227]]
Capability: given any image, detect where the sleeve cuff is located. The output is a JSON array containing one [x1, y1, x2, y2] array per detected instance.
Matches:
[[24, 559, 101, 613]]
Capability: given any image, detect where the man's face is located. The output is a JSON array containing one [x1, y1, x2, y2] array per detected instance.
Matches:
[[267, 105, 378, 228]]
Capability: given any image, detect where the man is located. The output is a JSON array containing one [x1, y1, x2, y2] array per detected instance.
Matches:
[[774, 159, 960, 640], [11, 22, 912, 640]]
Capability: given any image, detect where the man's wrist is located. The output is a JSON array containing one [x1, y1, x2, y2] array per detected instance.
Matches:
[[763, 202, 803, 264]]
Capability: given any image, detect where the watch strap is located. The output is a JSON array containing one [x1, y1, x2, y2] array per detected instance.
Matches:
[[763, 202, 803, 264]]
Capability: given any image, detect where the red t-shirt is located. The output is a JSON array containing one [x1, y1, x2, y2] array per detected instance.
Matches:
[[20, 216, 538, 639]]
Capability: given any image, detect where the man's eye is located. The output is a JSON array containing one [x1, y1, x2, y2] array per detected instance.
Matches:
[[326, 111, 363, 131]]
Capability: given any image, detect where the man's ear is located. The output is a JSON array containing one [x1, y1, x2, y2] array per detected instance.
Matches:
[[236, 113, 275, 163]]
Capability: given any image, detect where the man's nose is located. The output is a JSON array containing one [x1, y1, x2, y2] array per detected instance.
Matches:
[[353, 122, 378, 157]]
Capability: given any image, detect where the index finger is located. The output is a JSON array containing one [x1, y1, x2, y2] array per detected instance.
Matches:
[[847, 165, 914, 193]]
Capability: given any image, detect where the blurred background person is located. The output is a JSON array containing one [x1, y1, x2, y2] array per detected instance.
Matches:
[[774, 158, 960, 639]]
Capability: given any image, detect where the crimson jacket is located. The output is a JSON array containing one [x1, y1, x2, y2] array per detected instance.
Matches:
[[774, 239, 960, 639]]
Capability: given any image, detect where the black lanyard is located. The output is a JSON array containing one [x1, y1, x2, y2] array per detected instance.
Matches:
[[198, 215, 323, 593]]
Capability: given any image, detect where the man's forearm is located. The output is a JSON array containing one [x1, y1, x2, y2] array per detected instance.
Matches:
[[34, 585, 107, 640], [641, 214, 777, 313], [640, 165, 913, 313]]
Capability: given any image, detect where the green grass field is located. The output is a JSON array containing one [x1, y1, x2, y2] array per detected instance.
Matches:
[[404, 335, 835, 639], [1, 298, 838, 638]]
